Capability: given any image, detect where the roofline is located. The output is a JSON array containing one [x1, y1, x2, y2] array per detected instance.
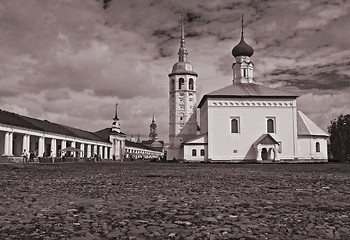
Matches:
[[298, 134, 329, 137], [168, 72, 198, 77], [183, 143, 208, 146], [198, 94, 298, 108]]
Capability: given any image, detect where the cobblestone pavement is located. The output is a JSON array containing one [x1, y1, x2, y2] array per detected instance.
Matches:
[[0, 162, 349, 239]]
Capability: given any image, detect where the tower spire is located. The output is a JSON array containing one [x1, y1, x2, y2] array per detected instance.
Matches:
[[112, 102, 121, 133], [114, 102, 119, 120], [152, 113, 155, 123], [178, 14, 188, 62], [241, 14, 244, 40]]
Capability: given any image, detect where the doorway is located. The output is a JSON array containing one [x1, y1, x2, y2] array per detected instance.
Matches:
[[261, 148, 268, 160]]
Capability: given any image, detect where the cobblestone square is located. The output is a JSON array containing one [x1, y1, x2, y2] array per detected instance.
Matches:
[[0, 162, 349, 239]]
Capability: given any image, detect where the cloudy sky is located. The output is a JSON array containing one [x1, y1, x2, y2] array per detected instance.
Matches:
[[1, 0, 349, 141]]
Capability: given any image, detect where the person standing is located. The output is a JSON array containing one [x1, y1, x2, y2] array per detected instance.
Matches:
[[22, 149, 28, 163], [51, 151, 55, 163], [29, 150, 35, 163]]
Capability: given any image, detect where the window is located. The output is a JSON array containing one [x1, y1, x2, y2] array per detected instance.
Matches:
[[179, 78, 185, 90], [316, 142, 320, 152], [200, 149, 205, 156], [267, 118, 275, 133], [231, 118, 239, 133], [192, 149, 197, 156], [171, 79, 175, 90], [189, 78, 194, 90], [243, 69, 247, 77]]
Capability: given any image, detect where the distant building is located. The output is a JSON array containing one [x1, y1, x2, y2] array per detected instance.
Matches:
[[167, 17, 328, 162], [142, 116, 164, 153], [0, 103, 163, 162]]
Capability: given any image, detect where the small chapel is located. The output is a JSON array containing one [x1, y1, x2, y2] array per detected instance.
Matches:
[[167, 17, 328, 163]]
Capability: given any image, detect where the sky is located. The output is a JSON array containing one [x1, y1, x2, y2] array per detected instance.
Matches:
[[0, 0, 349, 142]]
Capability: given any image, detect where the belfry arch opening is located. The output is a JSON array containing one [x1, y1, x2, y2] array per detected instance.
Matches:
[[189, 78, 194, 90]]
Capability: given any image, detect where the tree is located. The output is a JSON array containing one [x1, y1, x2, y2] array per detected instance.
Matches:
[[328, 114, 350, 162]]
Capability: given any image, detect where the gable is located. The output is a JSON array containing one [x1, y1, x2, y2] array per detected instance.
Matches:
[[253, 134, 279, 146]]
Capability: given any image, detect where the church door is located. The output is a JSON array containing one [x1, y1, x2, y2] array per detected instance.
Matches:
[[261, 148, 268, 160]]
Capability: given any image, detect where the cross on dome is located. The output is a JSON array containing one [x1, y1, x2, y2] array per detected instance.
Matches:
[[232, 15, 254, 57]]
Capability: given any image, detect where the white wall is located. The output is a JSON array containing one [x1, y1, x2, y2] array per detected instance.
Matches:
[[298, 136, 328, 160], [183, 134, 208, 162], [206, 98, 297, 161], [184, 145, 207, 162]]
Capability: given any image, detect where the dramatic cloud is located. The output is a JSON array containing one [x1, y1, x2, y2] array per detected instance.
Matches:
[[0, 0, 349, 140]]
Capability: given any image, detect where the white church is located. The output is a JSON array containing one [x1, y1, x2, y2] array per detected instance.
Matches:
[[167, 18, 328, 163]]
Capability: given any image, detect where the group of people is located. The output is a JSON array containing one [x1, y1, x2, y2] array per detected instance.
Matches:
[[21, 149, 36, 163]]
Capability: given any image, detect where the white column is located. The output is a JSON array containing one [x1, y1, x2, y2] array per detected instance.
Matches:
[[38, 136, 45, 157], [80, 143, 84, 158], [8, 132, 13, 156], [87, 144, 91, 158], [22, 135, 27, 153], [3, 132, 9, 156], [71, 141, 76, 157], [93, 145, 97, 156], [116, 140, 120, 159], [110, 147, 113, 160], [26, 135, 30, 153], [256, 145, 262, 161], [51, 139, 56, 157], [99, 146, 103, 158], [61, 140, 66, 149], [274, 144, 280, 161], [104, 147, 108, 160]]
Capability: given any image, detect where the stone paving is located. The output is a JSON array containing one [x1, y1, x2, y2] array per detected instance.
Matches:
[[0, 162, 349, 239]]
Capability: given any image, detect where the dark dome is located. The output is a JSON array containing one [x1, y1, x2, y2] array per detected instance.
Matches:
[[232, 38, 254, 57]]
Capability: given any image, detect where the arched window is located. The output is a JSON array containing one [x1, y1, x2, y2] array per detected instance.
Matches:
[[192, 149, 197, 156], [316, 142, 320, 152], [189, 78, 194, 90], [179, 78, 185, 90], [267, 119, 274, 133], [171, 79, 175, 90], [231, 118, 239, 133], [200, 149, 205, 156]]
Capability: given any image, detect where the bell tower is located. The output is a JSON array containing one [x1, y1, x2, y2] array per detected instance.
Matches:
[[167, 16, 198, 160], [149, 114, 159, 141], [232, 15, 254, 83]]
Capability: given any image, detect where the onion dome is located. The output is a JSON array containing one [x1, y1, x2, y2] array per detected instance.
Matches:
[[232, 15, 254, 57], [232, 37, 254, 57]]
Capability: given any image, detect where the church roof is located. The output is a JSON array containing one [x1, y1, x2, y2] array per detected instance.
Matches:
[[198, 83, 298, 108], [253, 134, 279, 146], [0, 109, 111, 143], [95, 128, 126, 142], [297, 111, 328, 137]]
